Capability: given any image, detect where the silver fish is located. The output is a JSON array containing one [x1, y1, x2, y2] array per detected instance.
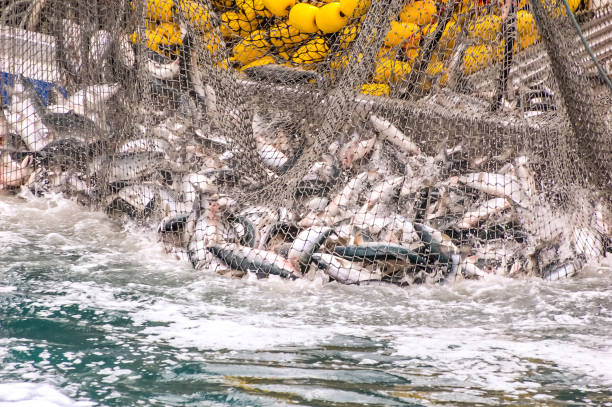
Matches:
[[456, 172, 528, 206], [60, 19, 84, 75], [208, 243, 300, 279], [572, 227, 604, 261], [89, 152, 164, 183], [370, 115, 420, 156], [0, 154, 32, 189], [542, 261, 579, 281], [332, 242, 427, 265], [188, 200, 237, 267], [117, 34, 136, 68], [118, 138, 171, 155], [325, 171, 374, 218], [457, 197, 511, 229], [338, 130, 376, 168], [256, 137, 288, 169], [65, 83, 120, 116], [287, 226, 335, 272], [7, 78, 52, 151], [147, 58, 180, 80], [311, 253, 382, 284], [413, 223, 458, 264], [89, 30, 113, 66]]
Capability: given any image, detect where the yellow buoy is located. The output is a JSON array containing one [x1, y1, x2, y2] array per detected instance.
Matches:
[[516, 10, 540, 50], [467, 14, 502, 42], [399, 0, 437, 26], [268, 22, 310, 49], [360, 83, 390, 96], [179, 0, 214, 32], [463, 44, 493, 75], [384, 21, 420, 48], [131, 0, 174, 22], [220, 11, 258, 38], [231, 30, 271, 65], [291, 37, 329, 64], [373, 57, 412, 83], [240, 55, 276, 70], [289, 3, 320, 34]]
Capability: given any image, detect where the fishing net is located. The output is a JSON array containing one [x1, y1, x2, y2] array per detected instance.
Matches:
[[0, 0, 610, 284]]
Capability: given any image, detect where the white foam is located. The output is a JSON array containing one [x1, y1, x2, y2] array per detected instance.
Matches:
[[0, 383, 94, 407]]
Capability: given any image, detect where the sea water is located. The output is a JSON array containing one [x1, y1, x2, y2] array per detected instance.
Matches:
[[1, 192, 611, 406]]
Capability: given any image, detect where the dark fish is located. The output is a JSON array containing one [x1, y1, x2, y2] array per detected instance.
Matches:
[[158, 213, 190, 233], [208, 243, 300, 279], [332, 242, 427, 265]]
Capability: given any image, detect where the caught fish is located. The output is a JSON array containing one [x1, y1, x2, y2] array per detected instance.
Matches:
[[65, 83, 121, 116], [6, 77, 52, 151], [325, 171, 374, 218], [456, 172, 528, 206], [542, 261, 579, 281], [257, 138, 288, 169], [117, 34, 136, 68], [364, 175, 404, 209], [311, 253, 382, 284], [208, 243, 300, 279], [0, 154, 32, 189], [457, 197, 511, 229], [413, 223, 458, 264], [147, 57, 180, 80], [119, 138, 171, 155], [572, 227, 604, 261], [287, 226, 335, 273], [188, 197, 237, 267], [89, 152, 164, 183], [338, 130, 376, 168], [107, 183, 159, 215], [60, 19, 85, 75], [332, 242, 427, 265], [370, 115, 420, 156], [89, 30, 113, 66]]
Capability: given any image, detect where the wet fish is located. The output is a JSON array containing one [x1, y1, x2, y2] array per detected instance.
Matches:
[[311, 253, 382, 284], [89, 152, 164, 183], [325, 171, 374, 218], [147, 58, 180, 80], [257, 138, 288, 169], [413, 223, 458, 264], [370, 115, 420, 156], [208, 243, 300, 279], [456, 172, 528, 206], [542, 261, 579, 281], [332, 242, 427, 265], [457, 197, 511, 229], [287, 226, 335, 273], [0, 154, 32, 189], [119, 138, 171, 155], [60, 19, 85, 75], [89, 30, 113, 66], [338, 130, 376, 168], [117, 34, 136, 68], [65, 83, 120, 116], [7, 77, 52, 151], [188, 198, 237, 267]]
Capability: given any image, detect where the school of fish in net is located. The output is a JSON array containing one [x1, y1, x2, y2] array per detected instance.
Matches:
[[0, 0, 611, 286]]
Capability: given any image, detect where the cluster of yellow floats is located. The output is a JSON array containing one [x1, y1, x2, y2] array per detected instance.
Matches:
[[130, 0, 582, 96]]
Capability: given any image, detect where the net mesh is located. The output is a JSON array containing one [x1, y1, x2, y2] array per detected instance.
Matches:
[[1, 0, 610, 284]]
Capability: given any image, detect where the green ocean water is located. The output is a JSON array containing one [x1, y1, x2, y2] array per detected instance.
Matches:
[[1, 192, 611, 406]]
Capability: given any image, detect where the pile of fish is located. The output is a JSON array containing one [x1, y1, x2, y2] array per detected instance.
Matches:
[[0, 21, 610, 285]]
